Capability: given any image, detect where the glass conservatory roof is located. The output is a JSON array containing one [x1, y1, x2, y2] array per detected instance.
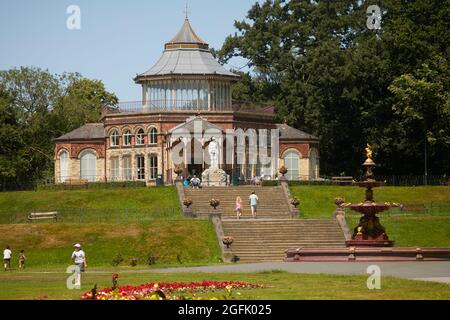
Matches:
[[136, 18, 239, 80]]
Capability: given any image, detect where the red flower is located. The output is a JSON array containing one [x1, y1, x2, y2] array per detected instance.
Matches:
[[112, 274, 119, 279], [81, 280, 262, 300]]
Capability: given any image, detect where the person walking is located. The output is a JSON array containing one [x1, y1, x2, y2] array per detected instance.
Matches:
[[18, 250, 26, 270], [249, 191, 259, 219], [190, 175, 201, 189], [3, 245, 11, 271], [71, 243, 87, 287], [235, 196, 242, 219]]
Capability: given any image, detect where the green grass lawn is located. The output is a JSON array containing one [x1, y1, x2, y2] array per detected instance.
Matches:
[[0, 186, 181, 223], [0, 186, 179, 212], [291, 186, 450, 218], [1, 270, 449, 300], [0, 221, 221, 269], [292, 185, 450, 247], [346, 216, 450, 247]]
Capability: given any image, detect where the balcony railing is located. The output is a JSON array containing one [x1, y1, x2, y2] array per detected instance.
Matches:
[[103, 100, 274, 114]]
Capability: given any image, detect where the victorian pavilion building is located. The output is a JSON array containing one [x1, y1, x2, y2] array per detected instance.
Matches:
[[54, 18, 320, 184]]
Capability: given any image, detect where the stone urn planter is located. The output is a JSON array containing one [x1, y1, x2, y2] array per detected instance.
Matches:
[[334, 197, 346, 207], [183, 198, 192, 208], [290, 197, 300, 208], [210, 198, 220, 210], [222, 236, 234, 249], [174, 165, 183, 180], [279, 166, 288, 180]]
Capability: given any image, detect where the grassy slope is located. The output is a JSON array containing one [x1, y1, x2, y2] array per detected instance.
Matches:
[[291, 186, 450, 218], [0, 186, 179, 213], [291, 186, 450, 247], [0, 221, 221, 268], [345, 216, 450, 247], [1, 271, 450, 300]]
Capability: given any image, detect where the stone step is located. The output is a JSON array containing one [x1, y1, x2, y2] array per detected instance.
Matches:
[[221, 218, 345, 262]]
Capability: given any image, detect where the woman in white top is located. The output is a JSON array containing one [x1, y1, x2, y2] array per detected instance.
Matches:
[[71, 243, 87, 272], [71, 243, 87, 287], [3, 245, 12, 271]]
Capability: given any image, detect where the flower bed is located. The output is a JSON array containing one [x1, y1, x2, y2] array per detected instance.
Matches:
[[81, 280, 262, 300]]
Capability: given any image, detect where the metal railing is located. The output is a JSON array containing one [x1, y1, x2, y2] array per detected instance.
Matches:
[[0, 207, 183, 224], [103, 100, 274, 114], [344, 203, 450, 220]]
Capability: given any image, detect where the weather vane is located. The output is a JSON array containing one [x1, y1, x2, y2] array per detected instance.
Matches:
[[183, 3, 190, 19]]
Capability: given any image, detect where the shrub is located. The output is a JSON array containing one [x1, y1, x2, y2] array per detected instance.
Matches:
[[130, 257, 138, 267], [37, 181, 147, 191], [147, 253, 157, 265], [112, 253, 124, 266]]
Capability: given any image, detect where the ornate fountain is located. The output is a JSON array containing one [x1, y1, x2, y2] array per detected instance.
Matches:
[[284, 143, 450, 261], [341, 144, 399, 247]]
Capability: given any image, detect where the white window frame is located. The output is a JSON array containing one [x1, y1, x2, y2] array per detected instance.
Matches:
[[123, 130, 132, 146], [110, 130, 119, 147], [80, 151, 96, 182], [136, 129, 145, 146], [59, 150, 69, 183], [284, 151, 300, 181], [149, 127, 158, 145], [149, 154, 158, 180], [109, 157, 119, 181], [123, 156, 132, 181], [136, 155, 145, 180]]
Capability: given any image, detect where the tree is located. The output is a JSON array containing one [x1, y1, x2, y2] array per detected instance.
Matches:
[[53, 77, 118, 138], [217, 0, 450, 175], [0, 67, 117, 189], [388, 58, 450, 174]]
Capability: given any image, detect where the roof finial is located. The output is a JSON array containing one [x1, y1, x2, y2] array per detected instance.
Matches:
[[183, 3, 190, 20]]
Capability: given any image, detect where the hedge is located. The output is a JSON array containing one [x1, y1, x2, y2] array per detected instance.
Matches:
[[37, 181, 147, 191]]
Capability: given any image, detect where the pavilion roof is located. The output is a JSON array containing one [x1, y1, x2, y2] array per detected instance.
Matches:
[[276, 123, 319, 141], [55, 123, 104, 141]]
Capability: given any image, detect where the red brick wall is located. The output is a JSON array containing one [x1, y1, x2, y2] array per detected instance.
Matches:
[[55, 142, 105, 159]]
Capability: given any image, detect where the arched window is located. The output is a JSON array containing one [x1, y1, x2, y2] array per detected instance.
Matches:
[[59, 150, 69, 183], [309, 148, 319, 180], [136, 129, 145, 146], [123, 130, 132, 146], [284, 151, 300, 180], [80, 151, 96, 182], [110, 130, 119, 147], [149, 127, 158, 145]]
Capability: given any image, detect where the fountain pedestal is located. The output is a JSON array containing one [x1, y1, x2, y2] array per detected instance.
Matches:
[[342, 156, 398, 247], [284, 144, 450, 262]]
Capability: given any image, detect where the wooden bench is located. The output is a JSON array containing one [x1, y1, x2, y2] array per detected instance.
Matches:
[[331, 176, 354, 185], [28, 212, 58, 222], [400, 204, 428, 213]]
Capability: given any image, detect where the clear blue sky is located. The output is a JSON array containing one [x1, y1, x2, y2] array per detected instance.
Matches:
[[0, 0, 257, 101]]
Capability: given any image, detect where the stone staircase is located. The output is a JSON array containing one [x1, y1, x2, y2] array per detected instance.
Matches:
[[180, 185, 346, 262], [184, 185, 292, 219], [222, 219, 346, 262]]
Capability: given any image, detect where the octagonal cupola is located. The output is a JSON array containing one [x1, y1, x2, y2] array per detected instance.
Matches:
[[134, 17, 240, 112]]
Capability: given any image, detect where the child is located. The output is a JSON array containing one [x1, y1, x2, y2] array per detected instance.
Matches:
[[235, 196, 242, 219], [19, 250, 26, 269], [3, 245, 11, 271]]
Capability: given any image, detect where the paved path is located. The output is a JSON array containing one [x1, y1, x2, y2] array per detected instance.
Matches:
[[23, 262, 450, 284], [144, 261, 450, 284]]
